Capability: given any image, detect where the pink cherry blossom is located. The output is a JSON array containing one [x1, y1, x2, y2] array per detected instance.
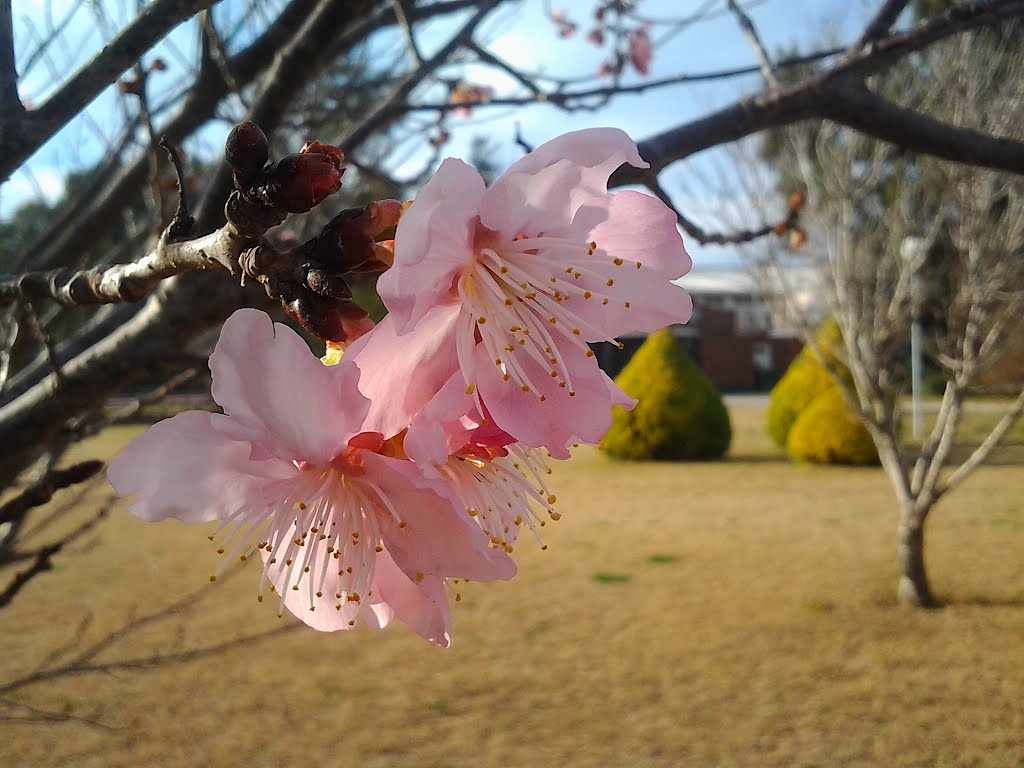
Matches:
[[371, 128, 692, 460], [107, 309, 513, 645], [435, 442, 560, 556]]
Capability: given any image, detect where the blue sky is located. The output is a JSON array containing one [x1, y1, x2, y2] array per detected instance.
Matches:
[[4, 0, 883, 267]]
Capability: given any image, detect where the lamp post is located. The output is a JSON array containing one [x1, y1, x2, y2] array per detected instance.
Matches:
[[900, 237, 926, 441]]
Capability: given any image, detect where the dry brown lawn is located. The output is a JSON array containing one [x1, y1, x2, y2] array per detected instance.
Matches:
[[2, 405, 1024, 768]]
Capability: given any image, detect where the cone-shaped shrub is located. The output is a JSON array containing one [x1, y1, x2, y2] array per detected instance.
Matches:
[[765, 319, 848, 449], [765, 352, 834, 449], [786, 387, 879, 465], [601, 329, 731, 460]]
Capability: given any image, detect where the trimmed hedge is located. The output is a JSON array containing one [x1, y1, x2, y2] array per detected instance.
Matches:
[[601, 329, 731, 461], [787, 387, 879, 466], [764, 351, 834, 449], [765, 319, 848, 449], [765, 319, 878, 465]]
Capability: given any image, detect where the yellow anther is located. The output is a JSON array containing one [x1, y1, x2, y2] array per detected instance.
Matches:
[[613, 257, 623, 266], [465, 383, 476, 395]]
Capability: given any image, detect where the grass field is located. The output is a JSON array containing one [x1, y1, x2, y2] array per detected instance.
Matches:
[[2, 405, 1023, 767]]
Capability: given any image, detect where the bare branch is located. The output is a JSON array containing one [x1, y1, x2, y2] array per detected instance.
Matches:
[[725, 0, 780, 91], [1, 0, 216, 182], [822, 83, 1024, 175], [620, 0, 1024, 185], [0, 0, 23, 128], [392, 0, 423, 66], [852, 0, 911, 51], [642, 172, 796, 246], [941, 388, 1024, 496], [0, 460, 104, 529], [0, 226, 246, 306]]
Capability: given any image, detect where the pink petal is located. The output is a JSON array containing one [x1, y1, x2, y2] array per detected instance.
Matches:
[[209, 309, 367, 466], [368, 549, 451, 648], [107, 411, 295, 523], [577, 190, 691, 280], [364, 452, 517, 582], [403, 369, 477, 464], [480, 128, 646, 237], [537, 248, 693, 337], [378, 159, 485, 332], [260, 543, 363, 631], [346, 305, 462, 442], [472, 341, 624, 458]]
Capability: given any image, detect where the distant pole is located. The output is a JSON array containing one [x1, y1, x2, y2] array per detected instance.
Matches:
[[901, 237, 926, 441]]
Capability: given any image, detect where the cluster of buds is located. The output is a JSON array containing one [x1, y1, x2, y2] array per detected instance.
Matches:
[[224, 122, 401, 345], [773, 191, 808, 251], [225, 123, 345, 214]]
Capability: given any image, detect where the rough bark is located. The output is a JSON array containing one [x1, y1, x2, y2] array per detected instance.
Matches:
[[897, 506, 937, 607]]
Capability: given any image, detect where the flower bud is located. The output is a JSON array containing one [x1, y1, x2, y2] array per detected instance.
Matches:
[[362, 199, 403, 240], [225, 122, 270, 184], [268, 150, 344, 213], [286, 292, 371, 344], [787, 191, 807, 212]]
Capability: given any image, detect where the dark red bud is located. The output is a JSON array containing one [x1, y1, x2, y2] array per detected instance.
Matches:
[[300, 140, 344, 169], [150, 58, 167, 71], [118, 78, 142, 95], [286, 292, 371, 344], [587, 28, 604, 46], [269, 152, 344, 213], [305, 266, 352, 300], [225, 122, 270, 183]]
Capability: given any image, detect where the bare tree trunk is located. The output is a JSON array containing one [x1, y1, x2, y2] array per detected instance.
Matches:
[[897, 506, 936, 607]]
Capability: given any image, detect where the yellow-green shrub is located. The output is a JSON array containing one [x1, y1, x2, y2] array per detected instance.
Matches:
[[600, 329, 731, 461], [765, 353, 834, 448], [786, 387, 879, 465]]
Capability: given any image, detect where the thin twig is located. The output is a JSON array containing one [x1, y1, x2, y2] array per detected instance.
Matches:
[[391, 0, 423, 65], [725, 0, 780, 90]]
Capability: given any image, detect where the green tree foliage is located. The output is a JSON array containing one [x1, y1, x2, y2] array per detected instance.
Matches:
[[601, 329, 731, 461], [787, 387, 879, 466]]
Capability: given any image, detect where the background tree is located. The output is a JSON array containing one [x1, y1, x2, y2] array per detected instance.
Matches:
[[751, 20, 1024, 605]]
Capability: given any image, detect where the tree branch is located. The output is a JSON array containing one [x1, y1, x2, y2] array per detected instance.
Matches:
[[0, 0, 23, 131], [617, 0, 1024, 185], [940, 387, 1024, 497], [0, 226, 246, 306], [1, 0, 216, 183], [852, 0, 911, 51], [821, 83, 1024, 175], [725, 0, 780, 90]]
